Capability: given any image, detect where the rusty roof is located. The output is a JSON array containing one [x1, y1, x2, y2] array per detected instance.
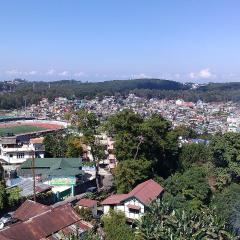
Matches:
[[101, 194, 128, 205], [0, 204, 81, 240], [129, 179, 164, 205], [101, 179, 164, 206], [13, 200, 50, 221], [76, 198, 97, 208]]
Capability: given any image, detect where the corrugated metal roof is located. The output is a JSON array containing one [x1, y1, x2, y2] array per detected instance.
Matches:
[[13, 200, 50, 221], [102, 179, 164, 206], [76, 198, 97, 208], [129, 179, 164, 205], [101, 194, 128, 205], [18, 158, 83, 178], [8, 178, 51, 197], [0, 204, 83, 240]]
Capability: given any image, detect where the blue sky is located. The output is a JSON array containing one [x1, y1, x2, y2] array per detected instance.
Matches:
[[0, 0, 239, 82]]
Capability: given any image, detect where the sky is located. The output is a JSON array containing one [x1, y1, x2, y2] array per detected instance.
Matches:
[[0, 0, 240, 82]]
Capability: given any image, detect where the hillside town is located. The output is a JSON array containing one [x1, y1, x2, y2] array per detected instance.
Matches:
[[18, 94, 240, 134], [1, 0, 240, 238], [0, 93, 240, 239]]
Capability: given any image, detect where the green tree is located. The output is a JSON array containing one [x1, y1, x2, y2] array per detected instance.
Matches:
[[7, 187, 21, 208], [179, 143, 210, 170], [114, 158, 152, 193], [73, 109, 105, 192], [106, 111, 179, 178], [209, 132, 240, 184], [75, 206, 93, 222], [213, 183, 240, 235], [66, 136, 83, 157], [43, 133, 67, 157], [0, 181, 8, 211], [173, 125, 197, 139], [164, 166, 211, 212], [101, 210, 134, 240], [0, 162, 4, 180]]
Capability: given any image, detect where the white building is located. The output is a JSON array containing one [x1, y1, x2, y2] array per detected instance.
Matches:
[[101, 179, 164, 221], [0, 136, 44, 170], [227, 117, 240, 133]]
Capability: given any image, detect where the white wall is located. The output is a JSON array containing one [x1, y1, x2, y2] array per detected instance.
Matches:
[[103, 197, 145, 220], [124, 198, 144, 220]]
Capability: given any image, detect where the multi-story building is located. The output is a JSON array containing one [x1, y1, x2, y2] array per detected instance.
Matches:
[[0, 136, 44, 170]]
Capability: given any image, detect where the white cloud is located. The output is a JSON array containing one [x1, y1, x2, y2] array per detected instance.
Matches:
[[58, 71, 69, 76], [5, 69, 37, 76], [73, 72, 87, 77], [199, 68, 212, 78], [132, 73, 151, 79], [27, 70, 37, 75], [46, 69, 56, 75], [174, 73, 181, 79], [5, 69, 22, 76], [189, 72, 196, 79], [189, 68, 215, 79]]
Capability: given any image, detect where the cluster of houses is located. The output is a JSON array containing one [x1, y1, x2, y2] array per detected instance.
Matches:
[[0, 178, 164, 239], [14, 94, 240, 135], [83, 94, 240, 134]]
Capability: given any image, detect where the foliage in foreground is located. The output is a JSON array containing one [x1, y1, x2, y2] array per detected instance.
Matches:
[[135, 200, 237, 240], [101, 210, 134, 240]]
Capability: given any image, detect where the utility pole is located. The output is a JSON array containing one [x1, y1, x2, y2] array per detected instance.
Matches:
[[31, 151, 36, 202]]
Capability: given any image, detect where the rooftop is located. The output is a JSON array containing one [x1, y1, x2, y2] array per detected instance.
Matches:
[[18, 158, 83, 178], [101, 179, 164, 206], [76, 198, 97, 208], [13, 200, 50, 221], [0, 203, 91, 240]]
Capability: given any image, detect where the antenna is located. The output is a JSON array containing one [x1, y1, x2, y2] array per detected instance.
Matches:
[[32, 151, 36, 202]]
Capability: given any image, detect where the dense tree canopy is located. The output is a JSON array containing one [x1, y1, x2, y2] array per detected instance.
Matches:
[[179, 143, 210, 170], [106, 110, 179, 184], [101, 210, 134, 240]]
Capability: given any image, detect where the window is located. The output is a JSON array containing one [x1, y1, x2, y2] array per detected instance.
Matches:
[[129, 208, 140, 214], [17, 153, 25, 158], [127, 204, 141, 214], [9, 154, 13, 158]]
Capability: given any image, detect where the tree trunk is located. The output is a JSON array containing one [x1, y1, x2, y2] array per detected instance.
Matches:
[[91, 148, 100, 192]]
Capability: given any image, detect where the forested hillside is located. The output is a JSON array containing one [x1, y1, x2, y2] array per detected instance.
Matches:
[[0, 79, 188, 109], [1, 78, 240, 109]]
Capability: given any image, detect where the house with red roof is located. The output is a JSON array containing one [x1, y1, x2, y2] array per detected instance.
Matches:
[[0, 201, 92, 240], [101, 179, 164, 221], [76, 198, 98, 217]]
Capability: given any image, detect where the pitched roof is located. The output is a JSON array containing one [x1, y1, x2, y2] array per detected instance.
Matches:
[[18, 158, 83, 177], [10, 178, 51, 197], [101, 179, 164, 206], [76, 198, 97, 208], [101, 194, 128, 205], [13, 200, 50, 221], [0, 204, 82, 240], [128, 179, 164, 205]]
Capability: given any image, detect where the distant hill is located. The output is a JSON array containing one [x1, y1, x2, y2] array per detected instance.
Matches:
[[0, 78, 240, 109]]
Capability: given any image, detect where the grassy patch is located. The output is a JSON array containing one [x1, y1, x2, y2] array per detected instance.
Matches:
[[0, 125, 47, 136]]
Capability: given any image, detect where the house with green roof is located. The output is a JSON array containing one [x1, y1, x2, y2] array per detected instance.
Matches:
[[18, 158, 84, 197]]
